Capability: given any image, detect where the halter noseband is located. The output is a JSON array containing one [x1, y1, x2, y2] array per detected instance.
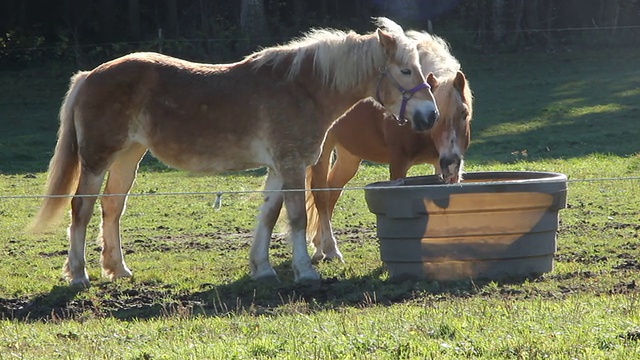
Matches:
[[375, 66, 430, 126]]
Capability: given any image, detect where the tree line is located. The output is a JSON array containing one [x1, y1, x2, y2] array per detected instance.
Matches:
[[1, 0, 638, 67]]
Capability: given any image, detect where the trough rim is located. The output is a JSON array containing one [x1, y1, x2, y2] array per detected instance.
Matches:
[[364, 171, 568, 191]]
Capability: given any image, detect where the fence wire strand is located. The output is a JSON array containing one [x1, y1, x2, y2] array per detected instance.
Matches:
[[1, 175, 639, 200]]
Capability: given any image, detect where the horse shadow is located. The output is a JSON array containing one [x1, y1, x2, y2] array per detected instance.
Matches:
[[0, 285, 87, 321], [0, 261, 538, 322], [113, 261, 535, 320]]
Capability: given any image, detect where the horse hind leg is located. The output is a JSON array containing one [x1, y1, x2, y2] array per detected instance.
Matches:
[[250, 169, 284, 282], [65, 169, 106, 287], [308, 135, 335, 263], [99, 144, 146, 280]]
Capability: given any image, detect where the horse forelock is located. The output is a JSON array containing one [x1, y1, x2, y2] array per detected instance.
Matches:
[[435, 76, 473, 132]]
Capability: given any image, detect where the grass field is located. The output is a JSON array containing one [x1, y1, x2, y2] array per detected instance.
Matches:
[[0, 46, 639, 359]]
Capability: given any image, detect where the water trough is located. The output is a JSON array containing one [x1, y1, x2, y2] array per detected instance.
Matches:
[[364, 171, 568, 281]]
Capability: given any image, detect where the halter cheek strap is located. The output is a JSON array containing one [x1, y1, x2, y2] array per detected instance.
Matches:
[[375, 66, 431, 126]]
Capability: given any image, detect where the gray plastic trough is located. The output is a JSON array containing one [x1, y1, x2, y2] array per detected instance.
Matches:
[[364, 171, 568, 281]]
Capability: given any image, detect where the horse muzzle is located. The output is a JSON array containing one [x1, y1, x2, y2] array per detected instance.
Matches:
[[411, 107, 439, 132], [439, 154, 462, 184]]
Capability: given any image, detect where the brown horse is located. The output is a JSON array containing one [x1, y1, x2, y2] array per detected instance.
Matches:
[[306, 31, 473, 263], [30, 18, 439, 287]]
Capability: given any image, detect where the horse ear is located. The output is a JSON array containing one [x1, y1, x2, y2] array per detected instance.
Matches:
[[453, 71, 466, 94], [426, 72, 438, 90], [376, 28, 397, 57]]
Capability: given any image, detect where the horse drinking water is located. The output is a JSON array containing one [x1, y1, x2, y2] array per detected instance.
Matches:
[[31, 18, 439, 287], [306, 31, 473, 263]]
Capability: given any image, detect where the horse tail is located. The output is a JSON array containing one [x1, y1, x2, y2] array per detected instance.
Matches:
[[30, 71, 89, 233], [305, 166, 320, 243]]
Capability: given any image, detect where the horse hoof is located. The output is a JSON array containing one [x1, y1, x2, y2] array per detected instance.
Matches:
[[311, 252, 325, 264], [114, 268, 133, 279], [295, 268, 321, 285], [323, 251, 344, 263], [69, 277, 90, 289], [251, 267, 280, 284]]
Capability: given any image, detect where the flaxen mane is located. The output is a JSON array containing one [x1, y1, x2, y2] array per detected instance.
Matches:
[[406, 30, 461, 79], [249, 18, 420, 92], [407, 30, 473, 122]]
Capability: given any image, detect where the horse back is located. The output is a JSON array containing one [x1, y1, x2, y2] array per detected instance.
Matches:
[[73, 52, 331, 173]]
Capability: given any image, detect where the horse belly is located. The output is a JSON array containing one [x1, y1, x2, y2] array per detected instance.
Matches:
[[141, 120, 273, 173]]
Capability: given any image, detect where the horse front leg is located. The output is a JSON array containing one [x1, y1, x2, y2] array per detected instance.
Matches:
[[319, 145, 364, 262], [65, 169, 105, 287], [388, 156, 412, 180], [250, 170, 283, 282]]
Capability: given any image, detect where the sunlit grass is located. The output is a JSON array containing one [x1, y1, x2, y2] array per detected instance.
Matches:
[[565, 103, 625, 117], [1, 47, 639, 358]]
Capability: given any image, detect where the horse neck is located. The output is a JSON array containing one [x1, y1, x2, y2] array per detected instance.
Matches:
[[311, 77, 376, 126], [248, 32, 384, 102]]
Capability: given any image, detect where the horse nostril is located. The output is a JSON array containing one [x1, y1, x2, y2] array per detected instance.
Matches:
[[439, 155, 460, 173], [428, 110, 439, 126], [412, 111, 432, 132], [439, 157, 453, 172]]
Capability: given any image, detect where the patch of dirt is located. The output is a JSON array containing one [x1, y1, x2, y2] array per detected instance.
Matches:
[[1, 227, 638, 322], [613, 259, 640, 270]]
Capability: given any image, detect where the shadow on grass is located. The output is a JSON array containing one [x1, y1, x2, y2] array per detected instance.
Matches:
[[0, 260, 538, 322], [461, 49, 640, 164]]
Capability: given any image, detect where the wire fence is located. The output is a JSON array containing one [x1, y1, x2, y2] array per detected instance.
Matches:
[[1, 175, 639, 201]]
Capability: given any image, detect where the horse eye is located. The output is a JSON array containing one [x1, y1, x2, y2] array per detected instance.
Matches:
[[400, 69, 411, 75]]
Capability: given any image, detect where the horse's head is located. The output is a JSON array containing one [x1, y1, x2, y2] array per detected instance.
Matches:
[[373, 19, 439, 132], [430, 71, 473, 184]]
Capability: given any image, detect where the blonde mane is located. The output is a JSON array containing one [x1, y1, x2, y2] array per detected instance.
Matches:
[[406, 30, 461, 79], [407, 30, 472, 119], [248, 18, 418, 92]]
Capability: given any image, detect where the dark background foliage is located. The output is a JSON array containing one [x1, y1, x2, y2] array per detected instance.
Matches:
[[1, 0, 639, 68]]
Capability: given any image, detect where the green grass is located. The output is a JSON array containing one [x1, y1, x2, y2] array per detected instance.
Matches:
[[1, 47, 639, 358], [0, 295, 638, 359]]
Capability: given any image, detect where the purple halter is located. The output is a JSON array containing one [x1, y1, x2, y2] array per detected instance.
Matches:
[[375, 66, 430, 126]]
